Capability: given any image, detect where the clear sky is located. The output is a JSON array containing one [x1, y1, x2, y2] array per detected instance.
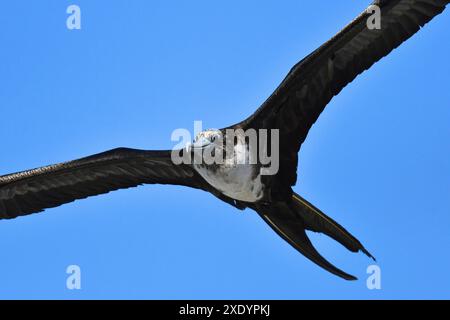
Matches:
[[0, 1, 449, 299]]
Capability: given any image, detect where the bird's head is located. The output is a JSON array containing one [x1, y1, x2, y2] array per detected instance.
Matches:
[[185, 129, 228, 166], [189, 129, 222, 151]]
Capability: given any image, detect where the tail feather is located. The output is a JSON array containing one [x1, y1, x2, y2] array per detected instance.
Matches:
[[256, 201, 357, 280], [291, 193, 375, 260]]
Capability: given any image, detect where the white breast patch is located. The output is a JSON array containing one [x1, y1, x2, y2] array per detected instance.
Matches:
[[195, 163, 264, 202], [193, 140, 264, 203]]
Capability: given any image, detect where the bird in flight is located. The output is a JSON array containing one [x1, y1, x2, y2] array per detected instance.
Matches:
[[1, 0, 448, 280]]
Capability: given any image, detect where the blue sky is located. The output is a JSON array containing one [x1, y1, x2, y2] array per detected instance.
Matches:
[[0, 1, 449, 299]]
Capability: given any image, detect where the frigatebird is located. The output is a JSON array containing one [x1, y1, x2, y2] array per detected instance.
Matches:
[[1, 0, 448, 280]]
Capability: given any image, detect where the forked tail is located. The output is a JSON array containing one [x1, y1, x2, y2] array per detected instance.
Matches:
[[255, 193, 374, 280]]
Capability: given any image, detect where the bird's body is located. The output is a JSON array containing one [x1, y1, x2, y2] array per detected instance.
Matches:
[[1, 0, 449, 280]]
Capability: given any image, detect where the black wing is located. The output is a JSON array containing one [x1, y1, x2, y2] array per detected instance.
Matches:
[[0, 147, 205, 219], [237, 0, 449, 190]]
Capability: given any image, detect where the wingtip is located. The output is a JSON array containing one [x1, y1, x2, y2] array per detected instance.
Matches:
[[346, 274, 358, 281], [361, 247, 376, 262]]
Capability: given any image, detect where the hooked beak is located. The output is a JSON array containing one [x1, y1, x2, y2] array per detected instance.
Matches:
[[186, 137, 212, 152]]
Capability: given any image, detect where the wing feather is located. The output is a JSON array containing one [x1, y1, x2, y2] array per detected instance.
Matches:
[[238, 0, 449, 188], [0, 147, 203, 219]]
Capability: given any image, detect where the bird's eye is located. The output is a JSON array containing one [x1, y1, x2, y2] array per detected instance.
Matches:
[[211, 136, 216, 142]]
